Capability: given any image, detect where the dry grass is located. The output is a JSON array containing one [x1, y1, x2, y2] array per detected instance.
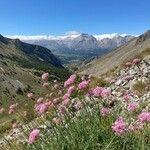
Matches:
[[132, 81, 147, 94]]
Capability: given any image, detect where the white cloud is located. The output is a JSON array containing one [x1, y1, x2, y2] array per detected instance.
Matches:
[[6, 31, 137, 41], [94, 33, 138, 41], [6, 31, 81, 41]]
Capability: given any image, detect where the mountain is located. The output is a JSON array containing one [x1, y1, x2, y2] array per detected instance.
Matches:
[[97, 35, 134, 49], [79, 30, 150, 77], [0, 34, 69, 98], [18, 33, 134, 64]]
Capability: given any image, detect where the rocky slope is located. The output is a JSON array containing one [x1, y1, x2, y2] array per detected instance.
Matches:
[[79, 30, 150, 77], [0, 53, 149, 148], [0, 34, 68, 98]]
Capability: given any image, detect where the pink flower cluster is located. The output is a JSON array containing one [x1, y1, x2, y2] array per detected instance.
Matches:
[[100, 107, 110, 116], [92, 86, 111, 98], [112, 117, 127, 135], [28, 129, 40, 144], [138, 112, 150, 123], [132, 58, 141, 64], [9, 103, 18, 114], [63, 86, 74, 100], [78, 80, 89, 90], [128, 121, 144, 131], [123, 94, 131, 102], [74, 101, 82, 110], [92, 86, 104, 97], [123, 75, 134, 81], [41, 73, 49, 81], [64, 74, 76, 87], [27, 92, 33, 98], [35, 98, 53, 114], [58, 105, 66, 115], [127, 102, 137, 112]]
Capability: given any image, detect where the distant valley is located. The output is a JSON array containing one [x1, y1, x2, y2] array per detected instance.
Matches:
[[7, 33, 135, 64]]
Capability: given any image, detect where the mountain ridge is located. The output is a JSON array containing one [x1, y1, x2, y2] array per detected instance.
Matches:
[[0, 34, 69, 99], [79, 30, 150, 77], [12, 33, 134, 64]]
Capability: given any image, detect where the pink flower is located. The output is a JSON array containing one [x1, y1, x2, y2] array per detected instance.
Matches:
[[43, 82, 49, 87], [12, 122, 19, 128], [69, 74, 77, 80], [123, 94, 131, 102], [63, 93, 70, 100], [27, 92, 33, 98], [63, 99, 70, 106], [53, 98, 60, 105], [101, 88, 111, 98], [9, 103, 18, 110], [127, 102, 137, 112], [112, 117, 127, 135], [110, 79, 116, 84], [35, 103, 48, 114], [0, 108, 5, 114], [41, 73, 49, 81], [128, 121, 144, 131], [126, 62, 132, 67], [78, 80, 89, 90], [64, 74, 77, 87], [123, 75, 134, 81], [92, 87, 111, 98], [63, 86, 74, 100], [39, 104, 48, 114], [138, 112, 150, 123], [132, 58, 141, 64], [58, 105, 66, 115], [28, 129, 40, 144], [8, 108, 15, 114], [67, 86, 74, 95], [74, 101, 82, 110], [100, 107, 110, 116], [92, 86, 103, 97], [45, 101, 54, 108]]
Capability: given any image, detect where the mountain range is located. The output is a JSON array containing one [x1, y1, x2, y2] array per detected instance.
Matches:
[[8, 33, 134, 64], [79, 30, 150, 76]]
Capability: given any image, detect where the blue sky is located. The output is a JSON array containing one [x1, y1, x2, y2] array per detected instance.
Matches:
[[0, 0, 150, 35]]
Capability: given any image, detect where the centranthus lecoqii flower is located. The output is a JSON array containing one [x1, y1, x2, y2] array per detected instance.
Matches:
[[112, 117, 127, 135], [138, 112, 150, 123], [28, 129, 40, 144]]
